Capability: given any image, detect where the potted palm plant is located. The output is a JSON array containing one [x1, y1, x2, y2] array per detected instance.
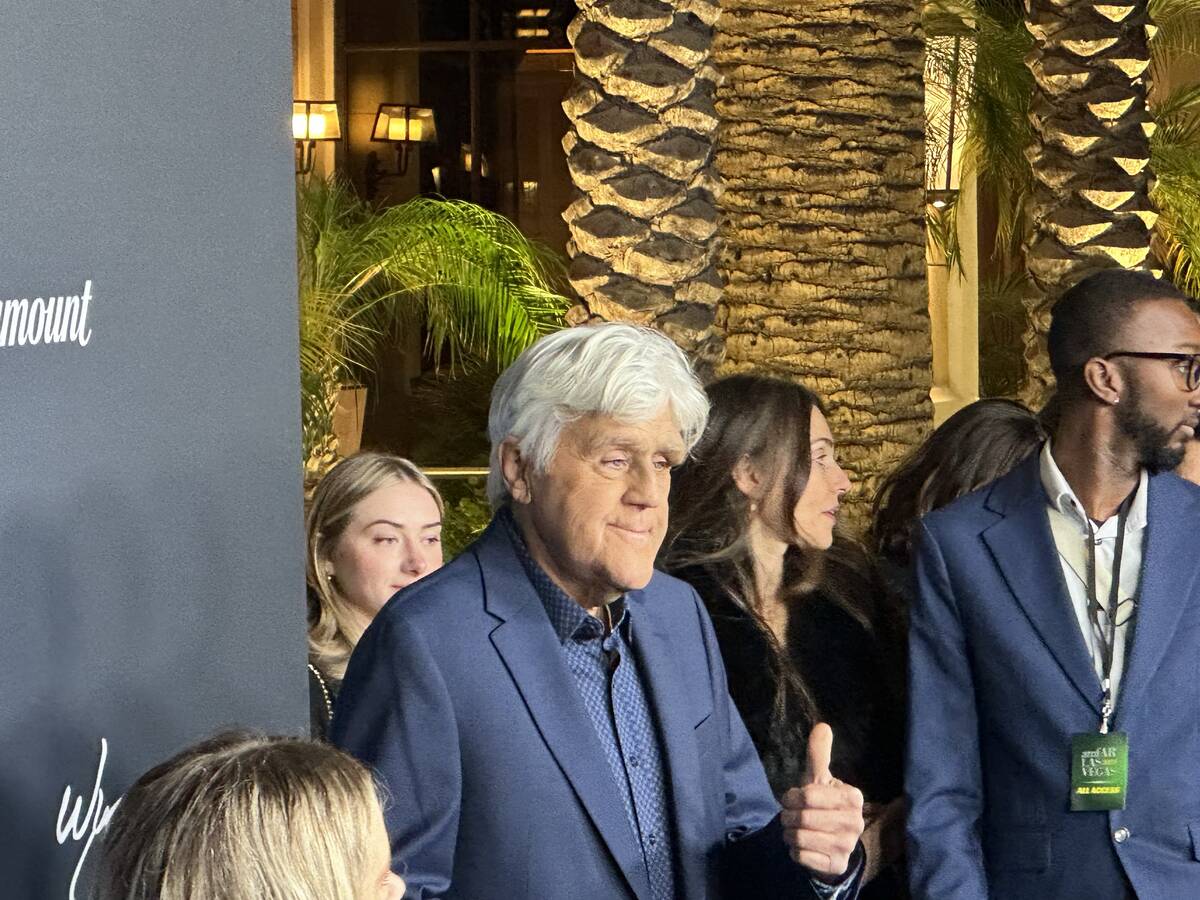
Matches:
[[295, 176, 570, 474]]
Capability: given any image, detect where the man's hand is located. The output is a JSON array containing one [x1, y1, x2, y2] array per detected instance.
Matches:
[[780, 722, 865, 879]]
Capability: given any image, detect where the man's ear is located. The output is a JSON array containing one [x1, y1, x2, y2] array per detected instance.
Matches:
[[1083, 357, 1124, 406], [731, 454, 764, 501], [499, 438, 533, 505]]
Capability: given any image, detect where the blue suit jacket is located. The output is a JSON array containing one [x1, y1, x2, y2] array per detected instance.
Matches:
[[907, 455, 1200, 899], [333, 518, 855, 899]]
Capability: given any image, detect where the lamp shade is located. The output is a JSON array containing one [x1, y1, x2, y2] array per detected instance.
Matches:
[[292, 100, 341, 141], [371, 104, 437, 145]]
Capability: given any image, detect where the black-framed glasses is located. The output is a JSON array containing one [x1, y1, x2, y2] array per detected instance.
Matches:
[[1103, 351, 1200, 392]]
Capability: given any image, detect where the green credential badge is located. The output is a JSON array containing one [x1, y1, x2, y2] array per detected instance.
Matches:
[[1070, 732, 1128, 811]]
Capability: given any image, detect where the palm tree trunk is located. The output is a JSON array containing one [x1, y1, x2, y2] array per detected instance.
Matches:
[[713, 0, 932, 530], [1021, 0, 1157, 406], [562, 0, 725, 378]]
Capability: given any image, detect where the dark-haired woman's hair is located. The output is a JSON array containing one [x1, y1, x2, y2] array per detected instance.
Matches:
[[870, 398, 1046, 566], [661, 374, 834, 604], [95, 731, 382, 900], [660, 374, 866, 785]]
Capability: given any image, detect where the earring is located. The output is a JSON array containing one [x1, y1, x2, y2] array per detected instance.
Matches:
[[1113, 396, 1121, 405], [749, 501, 757, 513]]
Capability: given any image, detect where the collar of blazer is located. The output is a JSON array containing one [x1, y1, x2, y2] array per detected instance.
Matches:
[[980, 455, 1200, 726]]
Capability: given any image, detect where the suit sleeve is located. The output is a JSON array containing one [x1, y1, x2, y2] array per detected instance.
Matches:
[[686, 592, 862, 900], [331, 614, 461, 899], [906, 520, 988, 898]]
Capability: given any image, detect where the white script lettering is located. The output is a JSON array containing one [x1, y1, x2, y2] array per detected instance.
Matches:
[[1, 278, 94, 349], [56, 737, 122, 900]]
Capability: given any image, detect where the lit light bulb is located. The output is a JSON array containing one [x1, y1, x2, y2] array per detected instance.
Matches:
[[388, 118, 423, 141]]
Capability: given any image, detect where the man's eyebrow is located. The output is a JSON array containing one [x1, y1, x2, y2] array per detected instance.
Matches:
[[587, 435, 685, 457], [660, 443, 687, 462], [811, 437, 835, 448]]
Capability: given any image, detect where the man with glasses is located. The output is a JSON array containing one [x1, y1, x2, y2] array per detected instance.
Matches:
[[907, 269, 1200, 899]]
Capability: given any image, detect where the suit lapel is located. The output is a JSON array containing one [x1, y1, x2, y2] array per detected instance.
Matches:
[[1115, 474, 1200, 725], [982, 458, 1102, 712], [630, 589, 712, 900], [475, 523, 653, 900]]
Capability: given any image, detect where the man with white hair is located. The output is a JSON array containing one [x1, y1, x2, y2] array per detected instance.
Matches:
[[334, 323, 865, 899]]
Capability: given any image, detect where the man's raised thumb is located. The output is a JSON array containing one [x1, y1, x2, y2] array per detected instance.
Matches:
[[804, 722, 834, 786]]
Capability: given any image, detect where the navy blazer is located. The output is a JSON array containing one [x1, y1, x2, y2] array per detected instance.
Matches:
[[333, 518, 856, 899], [907, 454, 1200, 899]]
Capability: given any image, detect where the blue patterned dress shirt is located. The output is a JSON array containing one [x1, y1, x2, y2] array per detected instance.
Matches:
[[501, 509, 676, 900], [501, 509, 858, 900]]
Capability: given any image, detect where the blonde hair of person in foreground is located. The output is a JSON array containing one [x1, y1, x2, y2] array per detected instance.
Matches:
[[95, 730, 404, 900]]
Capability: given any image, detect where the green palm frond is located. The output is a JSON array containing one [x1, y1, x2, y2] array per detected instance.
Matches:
[[1150, 28, 1200, 298], [1149, 0, 1200, 78], [371, 197, 568, 369], [927, 198, 964, 271], [923, 0, 1034, 258], [295, 176, 570, 463], [959, 5, 1034, 256], [1151, 138, 1200, 297]]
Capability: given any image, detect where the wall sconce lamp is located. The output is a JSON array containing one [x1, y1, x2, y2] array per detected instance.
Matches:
[[293, 100, 341, 175], [927, 188, 958, 211], [370, 104, 437, 176]]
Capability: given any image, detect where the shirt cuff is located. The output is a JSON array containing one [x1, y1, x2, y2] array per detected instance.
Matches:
[[808, 844, 864, 899]]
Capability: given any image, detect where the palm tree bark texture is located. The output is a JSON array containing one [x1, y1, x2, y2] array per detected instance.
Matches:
[[562, 0, 726, 378], [1021, 0, 1157, 406], [713, 0, 932, 529]]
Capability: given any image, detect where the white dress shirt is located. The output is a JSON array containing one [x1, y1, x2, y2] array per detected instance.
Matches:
[[1039, 441, 1148, 706]]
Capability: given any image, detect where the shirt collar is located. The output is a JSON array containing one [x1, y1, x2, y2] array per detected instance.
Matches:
[[497, 506, 629, 644], [1039, 440, 1149, 533]]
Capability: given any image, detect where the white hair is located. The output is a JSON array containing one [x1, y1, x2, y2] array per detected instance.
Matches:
[[487, 323, 710, 508]]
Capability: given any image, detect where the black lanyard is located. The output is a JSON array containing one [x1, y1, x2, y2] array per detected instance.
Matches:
[[1084, 488, 1136, 734]]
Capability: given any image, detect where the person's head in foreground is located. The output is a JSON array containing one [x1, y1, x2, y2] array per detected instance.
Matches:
[[871, 398, 1047, 568], [308, 452, 444, 678], [95, 731, 404, 900], [1048, 268, 1200, 471], [487, 321, 709, 607]]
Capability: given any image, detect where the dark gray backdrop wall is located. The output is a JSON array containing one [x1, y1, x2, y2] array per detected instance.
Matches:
[[0, 2, 306, 895]]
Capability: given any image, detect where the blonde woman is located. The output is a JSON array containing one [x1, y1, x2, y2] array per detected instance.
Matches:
[[96, 731, 405, 900], [307, 452, 445, 739]]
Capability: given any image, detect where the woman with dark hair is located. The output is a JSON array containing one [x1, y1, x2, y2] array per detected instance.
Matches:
[[660, 373, 905, 897], [870, 398, 1047, 584]]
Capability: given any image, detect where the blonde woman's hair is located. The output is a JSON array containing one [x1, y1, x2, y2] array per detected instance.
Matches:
[[95, 731, 384, 900], [307, 452, 444, 679]]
